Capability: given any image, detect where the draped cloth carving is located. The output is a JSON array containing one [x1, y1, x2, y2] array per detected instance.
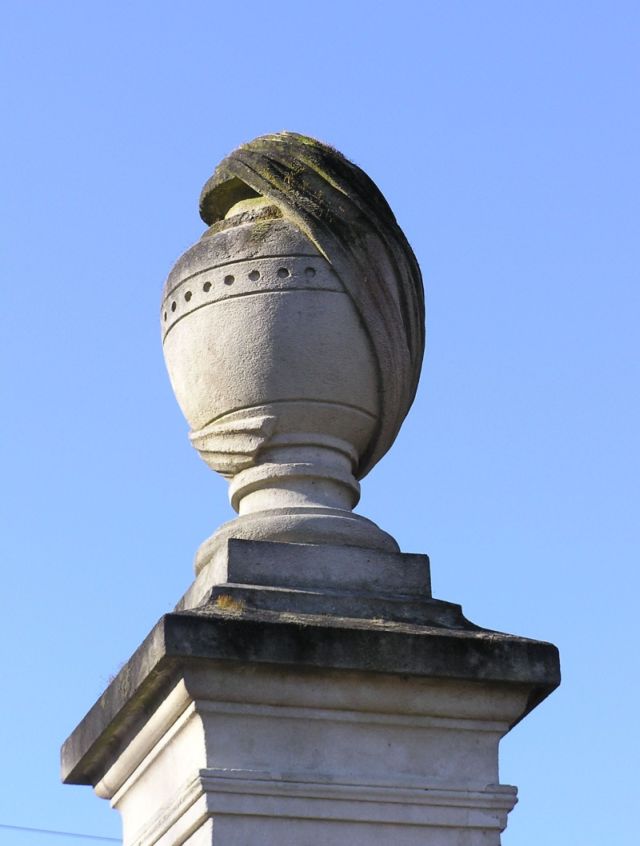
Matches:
[[199, 131, 425, 478]]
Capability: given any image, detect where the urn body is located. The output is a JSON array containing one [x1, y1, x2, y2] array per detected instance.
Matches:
[[161, 204, 397, 567]]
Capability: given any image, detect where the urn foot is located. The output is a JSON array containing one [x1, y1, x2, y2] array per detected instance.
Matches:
[[194, 507, 399, 574]]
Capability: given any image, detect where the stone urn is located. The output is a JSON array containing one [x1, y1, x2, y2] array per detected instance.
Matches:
[[161, 133, 425, 571]]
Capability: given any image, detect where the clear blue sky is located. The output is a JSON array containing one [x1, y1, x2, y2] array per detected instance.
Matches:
[[1, 2, 638, 844]]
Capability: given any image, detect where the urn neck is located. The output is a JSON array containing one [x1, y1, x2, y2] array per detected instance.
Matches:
[[228, 435, 360, 515]]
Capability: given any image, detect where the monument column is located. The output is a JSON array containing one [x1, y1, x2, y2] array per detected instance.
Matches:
[[62, 132, 559, 845]]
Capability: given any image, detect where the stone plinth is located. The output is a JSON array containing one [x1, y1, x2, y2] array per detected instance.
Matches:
[[62, 541, 559, 846]]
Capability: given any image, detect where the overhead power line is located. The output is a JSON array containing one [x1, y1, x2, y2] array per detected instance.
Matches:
[[0, 822, 119, 842]]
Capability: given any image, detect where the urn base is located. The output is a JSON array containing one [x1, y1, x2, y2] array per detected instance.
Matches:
[[194, 507, 399, 575]]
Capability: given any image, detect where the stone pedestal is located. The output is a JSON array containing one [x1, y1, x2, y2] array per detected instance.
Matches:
[[62, 541, 559, 845], [63, 134, 559, 843]]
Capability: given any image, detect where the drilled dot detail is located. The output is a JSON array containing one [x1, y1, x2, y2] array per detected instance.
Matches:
[[166, 265, 303, 324], [305, 267, 316, 278]]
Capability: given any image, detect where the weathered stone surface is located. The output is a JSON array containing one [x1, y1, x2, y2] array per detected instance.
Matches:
[[193, 539, 432, 596], [61, 604, 559, 788], [177, 538, 434, 615], [61, 597, 559, 846]]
